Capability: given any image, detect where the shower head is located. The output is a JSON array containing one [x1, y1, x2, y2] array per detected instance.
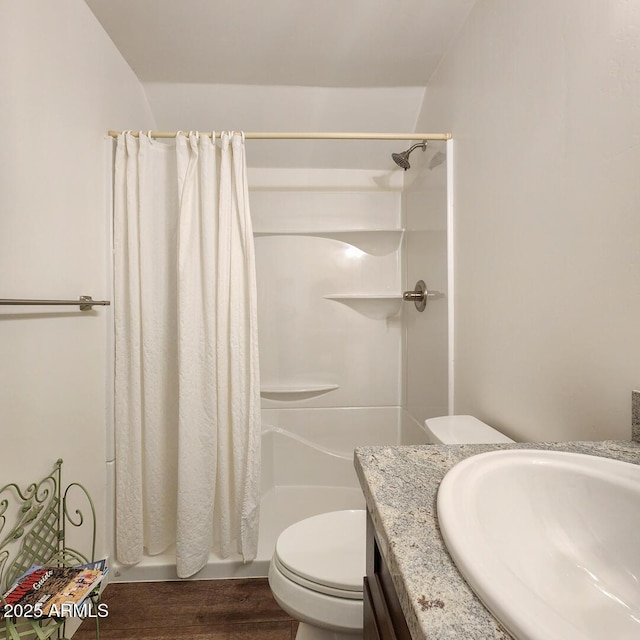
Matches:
[[392, 141, 427, 170]]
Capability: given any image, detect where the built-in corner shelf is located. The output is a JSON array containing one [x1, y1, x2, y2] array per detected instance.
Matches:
[[253, 229, 404, 256], [260, 383, 339, 401], [324, 294, 402, 320]]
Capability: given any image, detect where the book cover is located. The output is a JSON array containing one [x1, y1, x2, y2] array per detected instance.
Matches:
[[1, 563, 106, 618]]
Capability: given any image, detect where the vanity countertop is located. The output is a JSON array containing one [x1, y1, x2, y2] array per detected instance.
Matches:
[[354, 439, 640, 640]]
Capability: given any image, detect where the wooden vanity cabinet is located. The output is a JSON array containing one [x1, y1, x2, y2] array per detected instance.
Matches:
[[364, 510, 412, 640]]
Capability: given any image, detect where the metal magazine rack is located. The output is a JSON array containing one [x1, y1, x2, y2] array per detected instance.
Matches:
[[0, 459, 99, 639]]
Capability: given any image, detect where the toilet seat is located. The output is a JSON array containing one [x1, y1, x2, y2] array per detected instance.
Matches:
[[273, 554, 362, 600], [273, 510, 365, 600]]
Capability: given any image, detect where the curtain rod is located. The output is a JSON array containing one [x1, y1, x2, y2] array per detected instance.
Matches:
[[107, 131, 451, 141]]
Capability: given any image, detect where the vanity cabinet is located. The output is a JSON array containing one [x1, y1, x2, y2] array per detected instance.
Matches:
[[364, 510, 412, 640]]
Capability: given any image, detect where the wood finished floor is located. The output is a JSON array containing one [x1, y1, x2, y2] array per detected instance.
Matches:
[[73, 578, 299, 639]]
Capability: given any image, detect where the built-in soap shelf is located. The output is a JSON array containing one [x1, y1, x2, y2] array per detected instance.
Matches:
[[260, 383, 339, 401], [253, 229, 404, 256], [324, 294, 402, 320]]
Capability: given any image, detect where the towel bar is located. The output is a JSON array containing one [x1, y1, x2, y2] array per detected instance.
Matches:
[[0, 295, 110, 310]]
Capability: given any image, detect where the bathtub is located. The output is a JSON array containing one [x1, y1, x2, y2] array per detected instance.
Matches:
[[110, 407, 427, 582]]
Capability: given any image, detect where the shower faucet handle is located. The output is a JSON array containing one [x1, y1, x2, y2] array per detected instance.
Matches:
[[402, 280, 443, 312]]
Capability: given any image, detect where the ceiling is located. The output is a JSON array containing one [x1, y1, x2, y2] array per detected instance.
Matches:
[[84, 0, 477, 87]]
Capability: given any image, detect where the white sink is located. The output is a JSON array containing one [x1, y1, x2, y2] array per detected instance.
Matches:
[[437, 449, 640, 640]]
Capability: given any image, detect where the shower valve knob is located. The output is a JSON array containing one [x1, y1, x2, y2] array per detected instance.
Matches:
[[402, 280, 442, 312]]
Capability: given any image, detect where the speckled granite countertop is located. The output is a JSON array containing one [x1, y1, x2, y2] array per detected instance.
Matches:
[[354, 440, 640, 640]]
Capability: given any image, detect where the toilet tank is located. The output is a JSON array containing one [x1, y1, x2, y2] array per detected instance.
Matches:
[[423, 415, 514, 444]]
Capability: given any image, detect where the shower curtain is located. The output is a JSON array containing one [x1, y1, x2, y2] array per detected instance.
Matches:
[[113, 132, 261, 578]]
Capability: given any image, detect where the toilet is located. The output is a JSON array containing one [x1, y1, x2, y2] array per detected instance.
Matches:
[[424, 414, 515, 444], [269, 417, 513, 639], [268, 509, 365, 640]]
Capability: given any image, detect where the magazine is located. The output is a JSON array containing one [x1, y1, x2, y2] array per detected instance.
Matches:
[[1, 560, 107, 619]]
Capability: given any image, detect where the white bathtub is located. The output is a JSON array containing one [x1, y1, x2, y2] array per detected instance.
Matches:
[[110, 407, 427, 582]]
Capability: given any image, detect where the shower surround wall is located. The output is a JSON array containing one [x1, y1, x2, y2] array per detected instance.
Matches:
[[252, 168, 403, 413], [402, 141, 450, 427], [254, 167, 413, 561]]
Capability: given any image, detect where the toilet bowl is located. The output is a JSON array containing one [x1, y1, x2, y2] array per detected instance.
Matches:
[[268, 509, 366, 640], [424, 414, 514, 444]]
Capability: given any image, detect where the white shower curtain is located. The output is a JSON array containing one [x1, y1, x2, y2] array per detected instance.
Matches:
[[113, 132, 261, 578]]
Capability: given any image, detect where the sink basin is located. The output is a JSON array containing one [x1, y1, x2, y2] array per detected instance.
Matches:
[[437, 449, 640, 640]]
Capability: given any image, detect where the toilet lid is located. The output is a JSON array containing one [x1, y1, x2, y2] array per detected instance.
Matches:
[[275, 510, 366, 595]]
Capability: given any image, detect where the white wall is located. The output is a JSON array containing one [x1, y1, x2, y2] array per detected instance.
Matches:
[[0, 0, 155, 557], [416, 0, 640, 441], [142, 82, 426, 170]]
